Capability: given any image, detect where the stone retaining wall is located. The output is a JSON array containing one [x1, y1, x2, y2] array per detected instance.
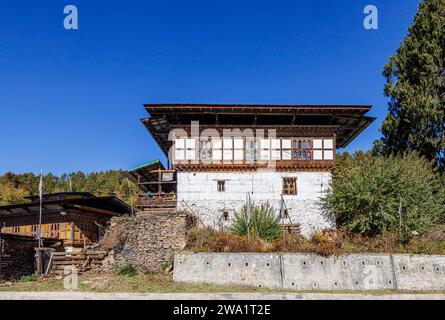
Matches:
[[101, 212, 194, 271], [174, 252, 445, 291]]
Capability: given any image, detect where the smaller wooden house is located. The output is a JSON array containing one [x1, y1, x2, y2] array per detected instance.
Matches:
[[0, 192, 131, 249]]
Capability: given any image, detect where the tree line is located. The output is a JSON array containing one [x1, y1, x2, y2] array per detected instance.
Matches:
[[0, 171, 137, 205]]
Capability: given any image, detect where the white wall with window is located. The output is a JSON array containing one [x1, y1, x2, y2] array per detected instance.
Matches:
[[176, 171, 334, 236]]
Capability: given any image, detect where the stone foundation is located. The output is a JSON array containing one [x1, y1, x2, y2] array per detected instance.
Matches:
[[101, 212, 194, 271]]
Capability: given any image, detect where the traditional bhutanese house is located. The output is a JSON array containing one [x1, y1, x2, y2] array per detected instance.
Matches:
[[140, 104, 375, 236], [0, 192, 131, 250]]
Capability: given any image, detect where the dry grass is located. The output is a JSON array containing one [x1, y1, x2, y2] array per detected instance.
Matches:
[[0, 272, 286, 293], [185, 226, 445, 256], [1, 272, 445, 294]]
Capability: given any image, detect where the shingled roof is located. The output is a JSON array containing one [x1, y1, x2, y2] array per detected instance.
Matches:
[[141, 103, 375, 155]]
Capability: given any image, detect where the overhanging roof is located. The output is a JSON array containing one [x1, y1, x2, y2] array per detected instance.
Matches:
[[126, 160, 176, 193], [126, 160, 163, 193], [141, 103, 375, 155], [25, 192, 95, 202], [0, 193, 131, 217]]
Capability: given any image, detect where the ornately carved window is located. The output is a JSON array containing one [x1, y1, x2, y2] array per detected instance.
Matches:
[[282, 177, 297, 195], [293, 139, 312, 160]]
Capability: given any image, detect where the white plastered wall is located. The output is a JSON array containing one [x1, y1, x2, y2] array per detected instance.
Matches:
[[176, 171, 335, 237]]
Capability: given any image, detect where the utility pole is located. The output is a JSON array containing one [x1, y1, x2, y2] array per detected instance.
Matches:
[[38, 171, 44, 248], [398, 197, 403, 239], [246, 192, 251, 239]]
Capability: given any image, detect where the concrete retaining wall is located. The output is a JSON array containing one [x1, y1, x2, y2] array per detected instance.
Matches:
[[174, 252, 445, 291], [174, 253, 282, 288]]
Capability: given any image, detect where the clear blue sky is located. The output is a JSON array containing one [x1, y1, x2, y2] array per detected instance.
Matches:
[[0, 0, 421, 175]]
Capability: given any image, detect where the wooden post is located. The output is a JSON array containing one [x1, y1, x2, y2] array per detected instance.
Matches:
[[0, 234, 2, 279], [70, 222, 75, 243], [158, 164, 162, 193], [137, 174, 141, 207], [398, 197, 403, 239], [34, 248, 42, 276]]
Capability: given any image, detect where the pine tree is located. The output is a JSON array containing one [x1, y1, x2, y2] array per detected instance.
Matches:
[[381, 0, 445, 170]]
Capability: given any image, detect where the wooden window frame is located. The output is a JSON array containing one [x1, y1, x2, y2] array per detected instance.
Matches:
[[292, 138, 313, 161], [217, 180, 226, 192], [282, 177, 297, 195]]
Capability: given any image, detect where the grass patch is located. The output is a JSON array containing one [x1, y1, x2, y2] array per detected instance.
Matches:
[[113, 263, 136, 277], [19, 274, 38, 282], [0, 272, 445, 294]]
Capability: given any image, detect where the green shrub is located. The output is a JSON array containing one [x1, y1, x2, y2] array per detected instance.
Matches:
[[322, 152, 445, 238], [229, 202, 282, 241], [19, 274, 38, 282], [113, 263, 136, 277]]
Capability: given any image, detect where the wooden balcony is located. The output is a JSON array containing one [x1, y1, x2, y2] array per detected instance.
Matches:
[[136, 193, 177, 209]]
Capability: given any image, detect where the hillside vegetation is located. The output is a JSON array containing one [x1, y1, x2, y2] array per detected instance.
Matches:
[[0, 171, 137, 205]]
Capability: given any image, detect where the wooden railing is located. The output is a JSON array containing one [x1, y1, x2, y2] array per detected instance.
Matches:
[[136, 193, 177, 208]]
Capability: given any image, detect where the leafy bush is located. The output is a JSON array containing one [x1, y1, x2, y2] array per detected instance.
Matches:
[[322, 152, 445, 238], [113, 263, 136, 277], [19, 274, 38, 282], [229, 202, 282, 241]]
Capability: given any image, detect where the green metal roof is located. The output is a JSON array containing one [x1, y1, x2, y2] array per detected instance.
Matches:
[[127, 160, 160, 173]]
